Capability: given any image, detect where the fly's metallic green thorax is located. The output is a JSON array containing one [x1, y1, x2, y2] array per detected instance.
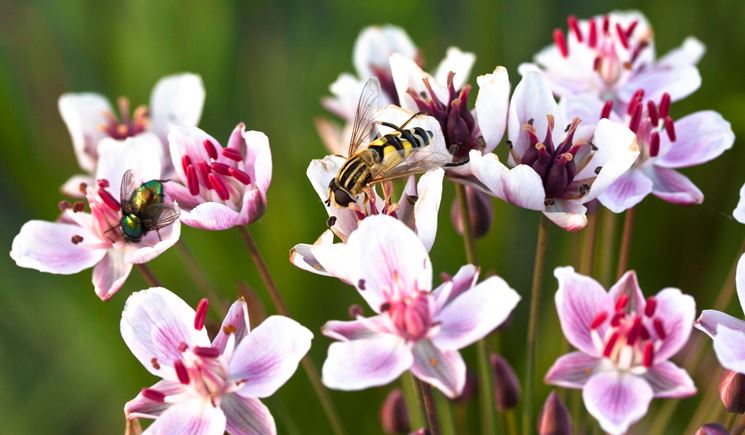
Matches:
[[127, 180, 164, 213]]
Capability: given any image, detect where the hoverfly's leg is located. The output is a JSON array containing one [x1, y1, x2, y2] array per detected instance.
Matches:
[[399, 112, 425, 129], [362, 186, 379, 215], [156, 229, 163, 241]]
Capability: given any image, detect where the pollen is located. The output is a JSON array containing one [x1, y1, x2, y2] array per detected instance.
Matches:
[[430, 357, 438, 367], [71, 235, 84, 245], [223, 324, 237, 335], [150, 357, 161, 370]]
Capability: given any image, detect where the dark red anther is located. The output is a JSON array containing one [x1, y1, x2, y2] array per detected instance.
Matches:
[[193, 346, 221, 358], [649, 132, 661, 158], [629, 104, 642, 132], [611, 312, 623, 327], [615, 23, 629, 49], [198, 161, 212, 189], [640, 324, 650, 340], [602, 15, 610, 34], [647, 101, 659, 126], [210, 161, 231, 176], [644, 297, 657, 317], [141, 388, 166, 402], [98, 189, 121, 211], [603, 331, 620, 357], [625, 20, 638, 38], [194, 298, 208, 330], [588, 18, 598, 47], [222, 147, 243, 161], [186, 165, 200, 196], [209, 173, 230, 201], [229, 167, 251, 185], [181, 155, 192, 174], [553, 29, 568, 57], [664, 117, 676, 141], [58, 200, 71, 211], [615, 294, 629, 312], [97, 179, 110, 189], [653, 318, 667, 339], [568, 15, 583, 42], [71, 235, 84, 245], [150, 357, 161, 370], [178, 341, 188, 352], [593, 56, 602, 72], [173, 360, 190, 384], [73, 201, 85, 212], [600, 100, 613, 119], [627, 316, 643, 345], [203, 139, 218, 160], [659, 93, 671, 119], [642, 341, 654, 367], [590, 311, 609, 329]]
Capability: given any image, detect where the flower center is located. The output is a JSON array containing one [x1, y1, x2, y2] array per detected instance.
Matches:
[[181, 140, 252, 204], [99, 97, 149, 140], [590, 294, 668, 372], [383, 291, 431, 341]]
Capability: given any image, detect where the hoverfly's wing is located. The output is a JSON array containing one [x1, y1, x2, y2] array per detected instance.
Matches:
[[367, 147, 453, 185], [120, 169, 140, 215], [347, 78, 381, 156], [140, 203, 181, 231]]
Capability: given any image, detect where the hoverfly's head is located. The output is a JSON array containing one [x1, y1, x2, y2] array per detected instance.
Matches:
[[327, 179, 355, 208]]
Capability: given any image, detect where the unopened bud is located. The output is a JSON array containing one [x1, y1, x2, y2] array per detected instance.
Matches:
[[695, 423, 729, 435], [451, 186, 494, 238], [721, 369, 745, 413], [454, 366, 478, 403], [380, 389, 410, 434], [490, 353, 521, 411], [237, 281, 266, 328], [408, 429, 430, 435], [538, 391, 572, 435]]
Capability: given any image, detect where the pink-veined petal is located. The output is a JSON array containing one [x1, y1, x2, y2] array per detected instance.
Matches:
[[622, 64, 701, 104], [712, 324, 745, 374], [412, 168, 444, 251], [738, 254, 745, 314], [411, 340, 466, 399], [179, 202, 242, 231], [322, 314, 393, 341], [149, 73, 205, 139], [643, 361, 696, 398], [230, 316, 312, 398], [126, 216, 181, 264], [545, 351, 602, 388], [657, 37, 705, 68], [696, 309, 745, 338], [60, 174, 95, 198], [598, 169, 653, 213], [58, 93, 112, 173], [474, 66, 510, 152], [143, 399, 226, 435], [242, 130, 272, 196], [10, 220, 106, 274], [655, 111, 734, 169], [289, 230, 335, 277], [221, 394, 276, 435], [92, 248, 133, 301], [554, 266, 613, 356], [651, 287, 696, 362], [120, 287, 210, 379], [432, 264, 479, 308], [507, 71, 562, 163], [432, 276, 520, 350], [582, 371, 653, 435], [237, 185, 267, 226], [543, 200, 588, 232], [322, 334, 412, 391], [468, 150, 546, 211], [95, 134, 163, 196], [580, 119, 639, 202], [353, 24, 417, 79], [608, 270, 646, 314], [124, 380, 187, 420], [213, 299, 251, 354], [735, 184, 745, 224], [645, 166, 704, 205]]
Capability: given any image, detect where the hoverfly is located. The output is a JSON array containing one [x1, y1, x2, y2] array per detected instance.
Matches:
[[326, 77, 453, 208], [118, 170, 180, 242]]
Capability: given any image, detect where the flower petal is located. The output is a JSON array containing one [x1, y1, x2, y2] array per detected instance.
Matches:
[[95, 133, 163, 196], [735, 184, 745, 224], [657, 37, 705, 68], [120, 287, 210, 379], [738, 254, 745, 315], [622, 64, 701, 104], [543, 200, 588, 232], [126, 216, 181, 264], [597, 169, 654, 214], [712, 324, 745, 374], [390, 53, 447, 113], [149, 73, 205, 139], [221, 394, 276, 435], [230, 316, 312, 398], [432, 264, 479, 308], [289, 230, 337, 277], [475, 66, 510, 152], [411, 340, 466, 399], [507, 71, 561, 163], [322, 314, 393, 341], [643, 361, 696, 398], [238, 185, 267, 227], [10, 220, 105, 274], [655, 111, 734, 169], [580, 119, 639, 202], [411, 168, 444, 251], [432, 276, 520, 350], [179, 202, 242, 231], [58, 93, 112, 173], [652, 287, 696, 362], [434, 47, 476, 92], [645, 166, 704, 205], [60, 174, 95, 198], [213, 299, 251, 355], [125, 380, 187, 419], [468, 150, 546, 211], [582, 371, 653, 435], [545, 351, 601, 388], [143, 399, 226, 435], [322, 334, 412, 391], [554, 266, 612, 356], [696, 309, 745, 338], [353, 24, 417, 79], [92, 248, 133, 301], [242, 130, 272, 196], [608, 270, 646, 314]]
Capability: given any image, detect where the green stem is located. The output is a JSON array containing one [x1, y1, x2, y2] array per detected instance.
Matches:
[[435, 390, 456, 435], [598, 208, 617, 286], [615, 208, 635, 279], [175, 240, 226, 317], [727, 412, 738, 431], [454, 183, 478, 264], [136, 263, 161, 287], [238, 226, 346, 435], [416, 379, 441, 435], [579, 209, 598, 276], [402, 373, 426, 429], [523, 215, 550, 435], [505, 409, 518, 435]]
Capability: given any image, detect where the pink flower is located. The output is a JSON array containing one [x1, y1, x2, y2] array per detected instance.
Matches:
[[122, 287, 312, 435], [545, 267, 696, 434], [469, 71, 639, 231], [166, 123, 272, 231], [519, 11, 703, 107], [735, 183, 745, 224], [10, 149, 179, 301], [316, 215, 520, 398], [696, 254, 745, 374], [58, 73, 205, 196]]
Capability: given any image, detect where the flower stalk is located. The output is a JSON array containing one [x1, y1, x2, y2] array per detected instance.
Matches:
[[417, 379, 441, 435], [175, 240, 226, 316], [616, 207, 635, 279], [135, 263, 161, 287]]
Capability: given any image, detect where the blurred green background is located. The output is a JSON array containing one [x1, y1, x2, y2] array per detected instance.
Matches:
[[1, 0, 744, 433]]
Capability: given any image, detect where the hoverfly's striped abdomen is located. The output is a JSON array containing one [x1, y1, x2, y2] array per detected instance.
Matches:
[[368, 127, 433, 166]]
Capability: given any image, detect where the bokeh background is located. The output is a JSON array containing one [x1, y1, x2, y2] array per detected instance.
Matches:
[[1, 0, 744, 433]]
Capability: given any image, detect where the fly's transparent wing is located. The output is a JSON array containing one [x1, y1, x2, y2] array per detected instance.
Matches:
[[347, 78, 381, 156], [367, 147, 453, 184], [120, 169, 139, 214], [140, 203, 180, 231]]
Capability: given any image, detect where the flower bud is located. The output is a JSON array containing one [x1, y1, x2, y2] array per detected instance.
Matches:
[[408, 429, 430, 435], [381, 388, 410, 434], [490, 353, 521, 411], [451, 186, 494, 238], [695, 423, 729, 435], [721, 369, 745, 413], [538, 391, 572, 435]]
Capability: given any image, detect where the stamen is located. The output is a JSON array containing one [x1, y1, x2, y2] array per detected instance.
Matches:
[[178, 342, 188, 352], [380, 302, 391, 312], [229, 167, 252, 185], [203, 140, 218, 160], [348, 304, 364, 318], [628, 104, 642, 133], [58, 200, 71, 211], [602, 15, 610, 34], [223, 324, 237, 335], [210, 162, 231, 176], [600, 100, 613, 119], [615, 294, 629, 312], [615, 23, 629, 49], [194, 298, 208, 330], [71, 235, 84, 245], [648, 132, 660, 158], [198, 161, 213, 189], [647, 101, 659, 126], [208, 174, 230, 201], [625, 21, 638, 38], [150, 357, 161, 370], [358, 279, 366, 290], [181, 155, 192, 174], [73, 201, 85, 213], [593, 56, 602, 72], [553, 29, 568, 57], [590, 311, 609, 329], [193, 346, 221, 358], [642, 341, 654, 367], [98, 179, 110, 189], [653, 318, 667, 339], [186, 165, 200, 195], [79, 182, 88, 194], [173, 360, 190, 385], [222, 147, 243, 161], [611, 312, 623, 327], [640, 324, 650, 340], [98, 189, 121, 211], [588, 18, 598, 47], [567, 15, 583, 42], [664, 117, 676, 141], [141, 388, 166, 402], [603, 331, 620, 357], [627, 316, 642, 345], [659, 93, 671, 119]]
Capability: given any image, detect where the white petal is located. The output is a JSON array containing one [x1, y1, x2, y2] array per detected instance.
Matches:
[[543, 200, 588, 232], [390, 53, 448, 112], [149, 73, 205, 139], [353, 25, 417, 79], [412, 169, 444, 251], [657, 37, 705, 68], [92, 248, 133, 301], [434, 47, 476, 91], [508, 71, 562, 163], [144, 399, 226, 435], [580, 119, 639, 202], [736, 183, 745, 224], [289, 230, 335, 276], [467, 150, 546, 211], [738, 253, 745, 315], [60, 174, 95, 198], [95, 133, 163, 196], [475, 66, 510, 152], [58, 93, 112, 172]]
